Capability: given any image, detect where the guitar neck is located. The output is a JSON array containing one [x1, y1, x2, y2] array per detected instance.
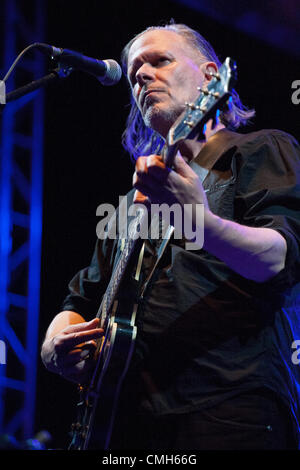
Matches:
[[97, 141, 179, 326], [97, 230, 139, 326]]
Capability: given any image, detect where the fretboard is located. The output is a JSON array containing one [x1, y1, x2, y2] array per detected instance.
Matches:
[[97, 210, 144, 328]]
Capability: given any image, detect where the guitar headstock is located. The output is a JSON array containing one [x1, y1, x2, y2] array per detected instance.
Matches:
[[165, 57, 237, 160]]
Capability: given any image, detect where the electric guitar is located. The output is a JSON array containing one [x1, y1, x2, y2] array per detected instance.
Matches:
[[68, 57, 237, 450]]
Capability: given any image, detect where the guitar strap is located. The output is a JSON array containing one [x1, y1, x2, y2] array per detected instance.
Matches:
[[139, 223, 175, 300]]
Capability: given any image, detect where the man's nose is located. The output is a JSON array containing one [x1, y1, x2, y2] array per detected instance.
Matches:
[[136, 63, 155, 86]]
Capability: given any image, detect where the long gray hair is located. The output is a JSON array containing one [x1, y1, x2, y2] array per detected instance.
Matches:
[[121, 22, 255, 160]]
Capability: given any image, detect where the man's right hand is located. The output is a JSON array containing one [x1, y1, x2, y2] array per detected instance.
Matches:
[[41, 318, 104, 384]]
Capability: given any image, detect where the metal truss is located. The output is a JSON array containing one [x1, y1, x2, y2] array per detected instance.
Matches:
[[0, 0, 45, 440]]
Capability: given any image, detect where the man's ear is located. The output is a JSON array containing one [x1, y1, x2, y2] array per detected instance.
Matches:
[[200, 61, 218, 85]]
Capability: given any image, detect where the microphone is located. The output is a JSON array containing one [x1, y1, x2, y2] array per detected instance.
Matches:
[[35, 43, 122, 86]]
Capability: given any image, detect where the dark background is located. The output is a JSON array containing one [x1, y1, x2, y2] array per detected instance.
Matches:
[[33, 0, 300, 449]]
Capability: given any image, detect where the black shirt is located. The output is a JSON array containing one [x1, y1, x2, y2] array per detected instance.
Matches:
[[62, 128, 300, 441]]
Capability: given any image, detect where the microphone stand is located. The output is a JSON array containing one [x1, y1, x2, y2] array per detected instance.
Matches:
[[0, 66, 72, 111]]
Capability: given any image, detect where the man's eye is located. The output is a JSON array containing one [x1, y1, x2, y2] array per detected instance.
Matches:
[[157, 57, 170, 65]]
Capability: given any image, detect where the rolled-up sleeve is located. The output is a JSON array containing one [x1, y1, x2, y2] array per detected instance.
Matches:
[[234, 130, 300, 287]]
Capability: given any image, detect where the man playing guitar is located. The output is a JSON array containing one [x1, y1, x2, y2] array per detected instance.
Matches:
[[41, 22, 300, 450]]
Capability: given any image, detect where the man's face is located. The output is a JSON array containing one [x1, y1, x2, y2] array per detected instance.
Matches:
[[127, 29, 210, 138]]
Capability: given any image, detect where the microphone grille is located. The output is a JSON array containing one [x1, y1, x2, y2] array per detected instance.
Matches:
[[99, 59, 122, 86]]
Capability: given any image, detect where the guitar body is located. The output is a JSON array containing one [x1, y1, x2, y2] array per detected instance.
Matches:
[[86, 302, 137, 450], [69, 241, 144, 450]]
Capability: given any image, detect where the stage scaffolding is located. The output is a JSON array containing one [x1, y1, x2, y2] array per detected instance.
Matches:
[[0, 0, 45, 440]]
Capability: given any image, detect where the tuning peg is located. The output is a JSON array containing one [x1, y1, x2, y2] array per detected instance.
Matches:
[[185, 102, 196, 110], [183, 120, 195, 128], [197, 88, 220, 99], [197, 87, 209, 95], [208, 71, 221, 80], [185, 102, 207, 113]]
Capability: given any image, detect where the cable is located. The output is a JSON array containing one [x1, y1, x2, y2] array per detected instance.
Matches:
[[2, 43, 43, 82]]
